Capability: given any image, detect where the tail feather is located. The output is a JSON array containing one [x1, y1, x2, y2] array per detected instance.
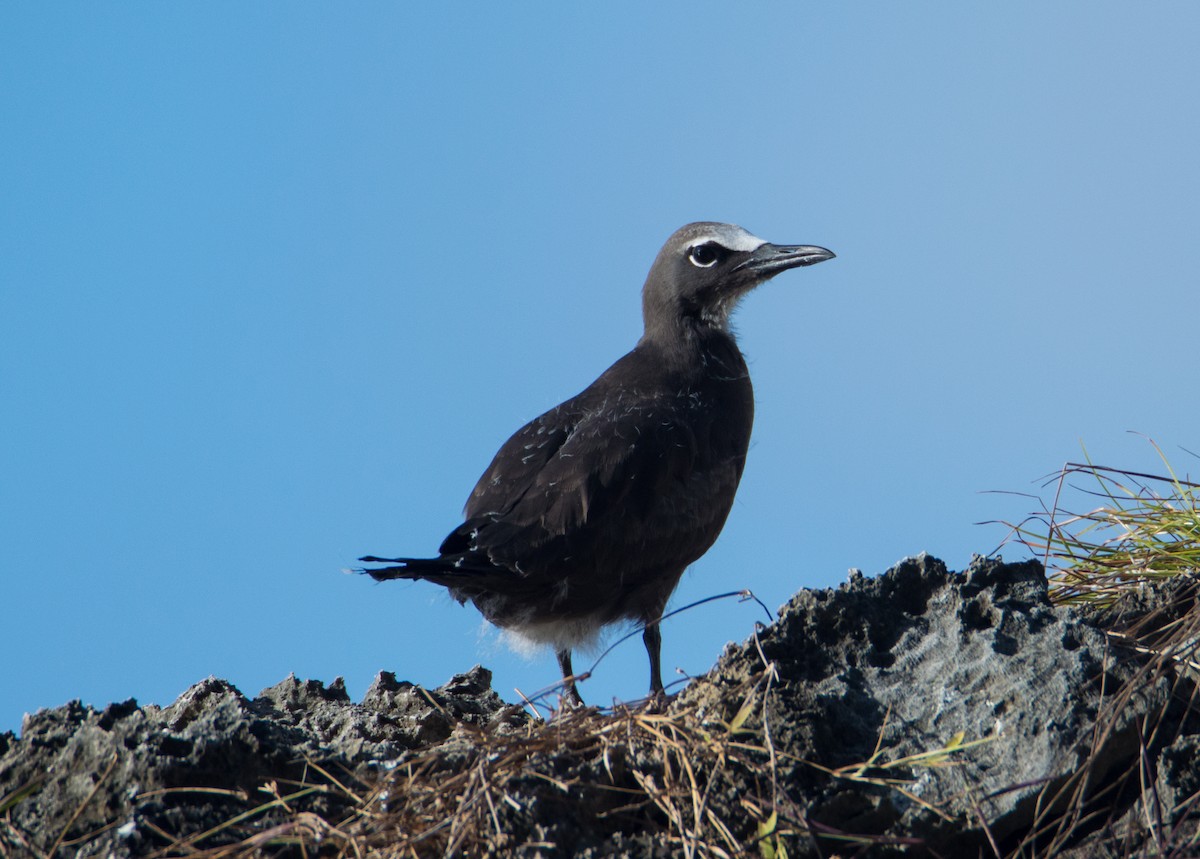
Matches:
[[357, 555, 451, 583], [360, 564, 423, 582], [356, 553, 510, 584]]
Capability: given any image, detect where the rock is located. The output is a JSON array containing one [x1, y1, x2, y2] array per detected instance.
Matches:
[[0, 667, 524, 857], [2, 556, 1197, 857], [679, 554, 1188, 854]]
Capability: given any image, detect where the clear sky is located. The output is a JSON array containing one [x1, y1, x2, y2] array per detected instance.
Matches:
[[3, 5, 1199, 733]]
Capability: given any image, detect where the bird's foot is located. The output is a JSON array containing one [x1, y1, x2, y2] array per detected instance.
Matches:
[[562, 686, 586, 709], [639, 688, 672, 714]]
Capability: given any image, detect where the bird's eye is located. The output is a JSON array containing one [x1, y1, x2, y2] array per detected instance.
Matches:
[[688, 242, 723, 268]]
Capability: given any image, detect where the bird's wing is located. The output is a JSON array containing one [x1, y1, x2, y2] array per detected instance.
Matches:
[[465, 403, 578, 519], [442, 394, 706, 570]]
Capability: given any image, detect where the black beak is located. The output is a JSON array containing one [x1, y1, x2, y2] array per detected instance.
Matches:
[[734, 243, 836, 278]]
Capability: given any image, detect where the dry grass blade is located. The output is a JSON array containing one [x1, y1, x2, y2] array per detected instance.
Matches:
[[0, 778, 44, 818], [995, 439, 1200, 855], [998, 442, 1200, 607], [127, 663, 816, 858], [803, 713, 996, 824], [47, 751, 119, 857]]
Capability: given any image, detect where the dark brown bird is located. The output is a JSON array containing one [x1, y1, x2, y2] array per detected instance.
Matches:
[[361, 222, 834, 704]]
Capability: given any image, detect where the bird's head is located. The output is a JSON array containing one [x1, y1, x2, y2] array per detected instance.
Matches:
[[641, 222, 834, 342]]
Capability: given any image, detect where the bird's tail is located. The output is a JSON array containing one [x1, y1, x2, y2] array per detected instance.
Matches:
[[356, 554, 511, 589], [356, 555, 453, 582]]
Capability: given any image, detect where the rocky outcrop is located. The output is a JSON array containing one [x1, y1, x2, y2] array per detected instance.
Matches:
[[0, 668, 525, 857], [3, 555, 1197, 857], [681, 555, 1198, 855]]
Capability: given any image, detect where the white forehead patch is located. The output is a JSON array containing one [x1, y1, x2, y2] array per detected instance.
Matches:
[[687, 224, 766, 253]]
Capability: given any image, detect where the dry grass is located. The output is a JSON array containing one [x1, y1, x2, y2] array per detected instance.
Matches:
[[1000, 439, 1200, 607], [29, 650, 993, 858], [996, 439, 1200, 855], [121, 667, 798, 858], [66, 655, 1022, 859]]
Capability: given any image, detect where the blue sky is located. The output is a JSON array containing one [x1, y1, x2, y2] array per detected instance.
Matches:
[[3, 5, 1199, 733]]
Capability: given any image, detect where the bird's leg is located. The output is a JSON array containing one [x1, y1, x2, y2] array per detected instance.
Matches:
[[556, 648, 585, 707], [643, 622, 664, 697]]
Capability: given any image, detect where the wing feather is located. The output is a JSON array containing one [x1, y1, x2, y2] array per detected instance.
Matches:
[[443, 396, 702, 570]]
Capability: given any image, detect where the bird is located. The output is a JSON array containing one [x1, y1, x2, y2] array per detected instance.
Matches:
[[360, 222, 834, 705]]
